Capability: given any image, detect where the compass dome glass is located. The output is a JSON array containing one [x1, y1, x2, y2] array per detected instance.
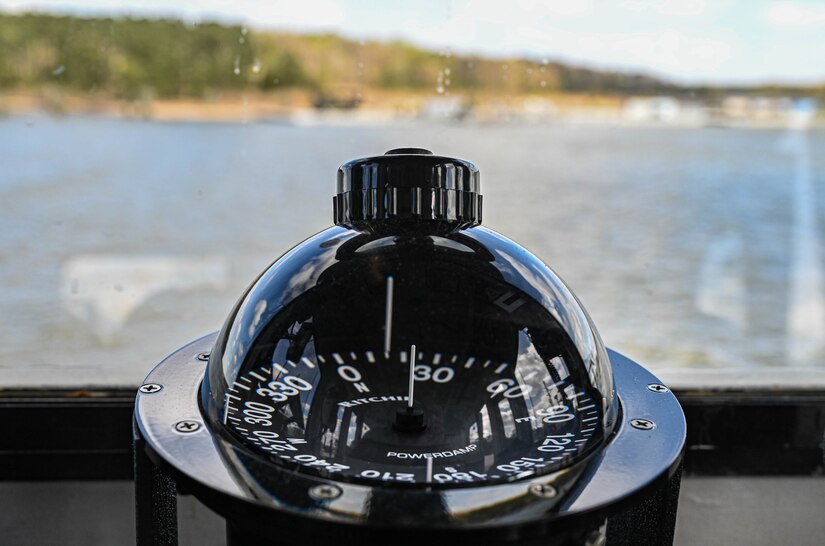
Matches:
[[201, 151, 617, 488]]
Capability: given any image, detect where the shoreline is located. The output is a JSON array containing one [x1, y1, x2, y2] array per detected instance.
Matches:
[[1, 90, 820, 130]]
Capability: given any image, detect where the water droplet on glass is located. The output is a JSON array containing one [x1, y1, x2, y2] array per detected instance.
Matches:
[[52, 65, 65, 76], [233, 56, 241, 75], [436, 85, 445, 94], [252, 59, 261, 73], [541, 58, 549, 65], [444, 68, 451, 76]]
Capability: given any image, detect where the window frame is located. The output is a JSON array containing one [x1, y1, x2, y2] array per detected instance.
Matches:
[[0, 387, 822, 481]]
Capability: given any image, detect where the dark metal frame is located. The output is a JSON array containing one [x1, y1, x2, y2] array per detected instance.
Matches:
[[1, 387, 822, 544], [0, 389, 135, 481], [1, 388, 822, 481], [680, 390, 825, 475]]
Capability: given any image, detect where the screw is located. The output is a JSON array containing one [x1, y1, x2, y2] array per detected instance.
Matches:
[[197, 352, 210, 362], [309, 484, 342, 501], [174, 420, 201, 433], [630, 418, 655, 430], [139, 384, 162, 394], [647, 383, 669, 393], [528, 483, 558, 499]]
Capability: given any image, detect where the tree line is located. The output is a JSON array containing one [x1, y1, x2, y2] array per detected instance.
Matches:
[[0, 12, 820, 100]]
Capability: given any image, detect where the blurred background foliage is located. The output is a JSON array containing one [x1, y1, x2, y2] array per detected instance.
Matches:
[[3, 11, 820, 101]]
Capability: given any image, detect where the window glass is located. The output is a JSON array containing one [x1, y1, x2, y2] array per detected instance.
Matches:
[[1, 1, 823, 387]]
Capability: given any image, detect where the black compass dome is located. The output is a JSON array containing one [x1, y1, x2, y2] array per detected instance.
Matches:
[[201, 149, 618, 489]]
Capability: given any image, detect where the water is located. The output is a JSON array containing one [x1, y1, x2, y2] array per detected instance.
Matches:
[[1, 115, 824, 387]]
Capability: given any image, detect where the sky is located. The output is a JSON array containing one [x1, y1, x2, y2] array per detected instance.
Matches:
[[1, 0, 824, 86]]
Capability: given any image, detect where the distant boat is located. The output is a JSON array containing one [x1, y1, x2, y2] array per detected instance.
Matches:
[[313, 92, 362, 110]]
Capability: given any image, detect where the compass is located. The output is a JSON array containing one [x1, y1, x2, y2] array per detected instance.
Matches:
[[134, 148, 685, 546]]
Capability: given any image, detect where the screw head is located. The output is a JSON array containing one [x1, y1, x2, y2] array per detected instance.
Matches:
[[528, 483, 558, 498], [309, 484, 342, 500], [139, 384, 162, 394], [647, 383, 669, 393], [196, 352, 210, 362], [174, 420, 202, 433], [630, 418, 655, 430]]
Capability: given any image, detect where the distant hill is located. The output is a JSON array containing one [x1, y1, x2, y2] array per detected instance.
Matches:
[[0, 12, 821, 100]]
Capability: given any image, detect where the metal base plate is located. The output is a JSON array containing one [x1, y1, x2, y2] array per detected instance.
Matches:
[[135, 333, 685, 543]]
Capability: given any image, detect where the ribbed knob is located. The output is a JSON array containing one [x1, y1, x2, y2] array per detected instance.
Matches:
[[334, 149, 482, 226]]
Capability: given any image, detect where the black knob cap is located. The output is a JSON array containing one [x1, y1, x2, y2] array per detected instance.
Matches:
[[334, 149, 482, 226], [384, 147, 433, 155]]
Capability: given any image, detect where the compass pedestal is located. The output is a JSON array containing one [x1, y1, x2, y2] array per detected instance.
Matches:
[[134, 445, 682, 546], [606, 463, 683, 546], [135, 459, 682, 546], [134, 431, 177, 546]]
